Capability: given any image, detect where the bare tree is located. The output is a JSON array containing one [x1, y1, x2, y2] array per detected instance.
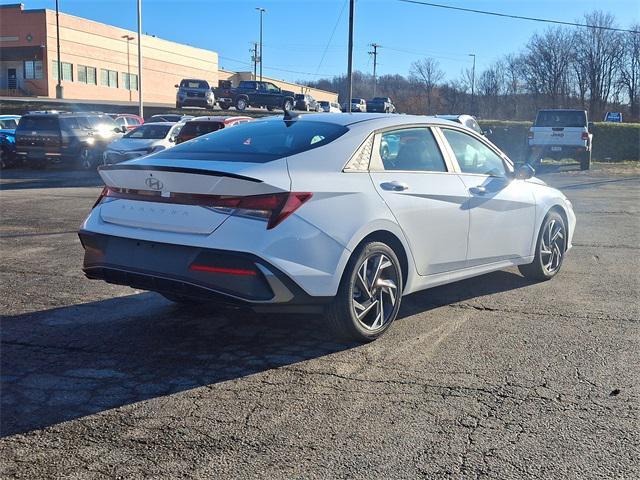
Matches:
[[521, 27, 575, 108], [618, 25, 640, 119], [574, 11, 625, 118], [409, 57, 444, 113], [478, 61, 505, 117]]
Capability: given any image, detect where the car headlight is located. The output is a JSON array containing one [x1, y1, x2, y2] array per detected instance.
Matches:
[[85, 137, 95, 145]]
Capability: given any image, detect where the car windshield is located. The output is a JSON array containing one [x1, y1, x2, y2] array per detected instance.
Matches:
[[0, 118, 18, 129], [87, 115, 118, 130], [181, 80, 208, 89], [125, 124, 172, 139], [352, 98, 363, 103], [319, 101, 329, 106], [18, 116, 58, 131], [294, 94, 305, 100], [153, 120, 348, 163], [535, 111, 587, 128]]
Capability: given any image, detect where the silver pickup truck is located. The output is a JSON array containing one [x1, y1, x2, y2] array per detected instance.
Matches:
[[527, 109, 593, 170]]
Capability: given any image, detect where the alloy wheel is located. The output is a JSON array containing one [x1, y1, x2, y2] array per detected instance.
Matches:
[[351, 253, 399, 331], [541, 218, 565, 274], [79, 149, 93, 170]]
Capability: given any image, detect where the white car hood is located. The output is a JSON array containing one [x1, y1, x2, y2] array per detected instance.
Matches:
[[107, 138, 161, 152]]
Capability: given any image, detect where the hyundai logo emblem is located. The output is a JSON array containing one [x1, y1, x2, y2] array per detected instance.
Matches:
[[145, 177, 163, 190]]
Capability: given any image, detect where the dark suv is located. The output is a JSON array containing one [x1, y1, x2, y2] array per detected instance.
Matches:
[[15, 111, 124, 169], [294, 94, 321, 112], [175, 79, 215, 109]]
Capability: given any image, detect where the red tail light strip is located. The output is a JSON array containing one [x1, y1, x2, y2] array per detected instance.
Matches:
[[95, 187, 312, 229], [189, 264, 257, 276]]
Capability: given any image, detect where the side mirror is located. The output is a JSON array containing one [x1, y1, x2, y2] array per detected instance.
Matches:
[[515, 164, 535, 180], [121, 126, 127, 133], [588, 121, 594, 130], [174, 84, 179, 88], [483, 128, 493, 136]]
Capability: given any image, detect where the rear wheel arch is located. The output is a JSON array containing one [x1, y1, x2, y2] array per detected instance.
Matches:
[[352, 230, 409, 290]]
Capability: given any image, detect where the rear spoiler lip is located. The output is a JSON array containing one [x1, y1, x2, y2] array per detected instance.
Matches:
[[97, 164, 263, 183]]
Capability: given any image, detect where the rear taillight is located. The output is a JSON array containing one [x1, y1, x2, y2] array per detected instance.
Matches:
[[528, 131, 534, 139], [581, 132, 589, 141], [94, 187, 312, 230]]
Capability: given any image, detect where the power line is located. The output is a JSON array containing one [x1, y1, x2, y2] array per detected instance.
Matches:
[[218, 55, 337, 77], [398, 0, 640, 34], [316, 0, 348, 75]]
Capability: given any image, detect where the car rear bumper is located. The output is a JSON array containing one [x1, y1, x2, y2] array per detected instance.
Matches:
[[528, 144, 590, 158], [79, 230, 332, 313], [178, 97, 214, 107]]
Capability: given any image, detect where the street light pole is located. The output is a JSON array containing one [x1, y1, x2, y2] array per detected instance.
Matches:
[[137, 0, 143, 118], [55, 0, 63, 98], [256, 7, 266, 82], [122, 35, 134, 102], [346, 0, 355, 113], [469, 53, 476, 115]]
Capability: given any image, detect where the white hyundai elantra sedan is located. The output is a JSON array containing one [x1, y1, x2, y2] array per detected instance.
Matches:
[[79, 113, 575, 342]]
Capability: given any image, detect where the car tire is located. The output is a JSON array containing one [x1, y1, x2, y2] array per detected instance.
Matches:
[[325, 241, 403, 342], [267, 106, 275, 112], [580, 150, 591, 171], [0, 146, 8, 169], [518, 210, 567, 281], [78, 148, 95, 170], [220, 104, 230, 110], [236, 97, 248, 111], [283, 99, 293, 111]]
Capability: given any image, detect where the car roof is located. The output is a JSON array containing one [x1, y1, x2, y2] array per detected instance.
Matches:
[[260, 112, 461, 129], [187, 116, 251, 123], [137, 121, 176, 126], [0, 115, 21, 119]]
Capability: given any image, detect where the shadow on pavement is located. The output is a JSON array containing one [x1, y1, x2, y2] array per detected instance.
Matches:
[[1, 270, 532, 437], [0, 168, 103, 190]]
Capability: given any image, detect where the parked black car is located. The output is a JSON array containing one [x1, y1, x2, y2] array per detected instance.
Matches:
[[217, 80, 295, 112], [175, 79, 216, 109], [15, 111, 124, 169], [294, 94, 321, 112], [367, 97, 396, 113]]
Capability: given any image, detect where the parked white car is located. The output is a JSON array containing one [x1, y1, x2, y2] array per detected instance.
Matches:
[[318, 101, 342, 113], [81, 113, 575, 341], [103, 122, 183, 164]]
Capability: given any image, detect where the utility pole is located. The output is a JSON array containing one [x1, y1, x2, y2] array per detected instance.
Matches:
[[137, 0, 143, 118], [469, 53, 476, 115], [368, 43, 380, 97], [55, 0, 63, 98], [256, 7, 266, 82], [122, 35, 134, 102], [251, 42, 258, 80], [346, 0, 355, 112]]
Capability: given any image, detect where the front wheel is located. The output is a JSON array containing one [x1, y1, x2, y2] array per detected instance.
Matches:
[[235, 97, 248, 111], [219, 104, 230, 110], [325, 241, 403, 342], [78, 148, 95, 170], [518, 210, 567, 281]]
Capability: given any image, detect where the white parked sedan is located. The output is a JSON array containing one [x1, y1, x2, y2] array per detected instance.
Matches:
[[80, 113, 575, 342], [103, 122, 183, 164]]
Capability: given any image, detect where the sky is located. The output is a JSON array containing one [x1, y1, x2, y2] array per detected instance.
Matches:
[[5, 0, 639, 83]]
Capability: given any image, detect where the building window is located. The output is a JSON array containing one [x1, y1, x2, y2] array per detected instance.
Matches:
[[100, 69, 118, 88], [122, 72, 138, 91], [78, 65, 97, 85], [24, 60, 43, 80], [51, 61, 73, 81]]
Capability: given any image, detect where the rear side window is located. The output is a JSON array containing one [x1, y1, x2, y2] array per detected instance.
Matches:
[[535, 111, 587, 128], [378, 128, 447, 172], [18, 116, 58, 131], [0, 118, 18, 129], [154, 120, 348, 163]]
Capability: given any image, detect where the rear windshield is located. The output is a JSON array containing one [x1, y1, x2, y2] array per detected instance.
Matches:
[[18, 116, 58, 131], [154, 119, 348, 163], [535, 111, 587, 128], [181, 80, 208, 89], [125, 124, 172, 139], [180, 121, 223, 137]]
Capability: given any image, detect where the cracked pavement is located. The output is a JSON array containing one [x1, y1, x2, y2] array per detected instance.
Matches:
[[1, 164, 639, 479]]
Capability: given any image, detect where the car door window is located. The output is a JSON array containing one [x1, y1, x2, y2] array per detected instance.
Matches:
[[379, 128, 447, 172], [442, 128, 506, 177]]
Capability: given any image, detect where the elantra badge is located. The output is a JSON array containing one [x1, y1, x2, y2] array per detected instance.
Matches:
[[145, 177, 163, 190]]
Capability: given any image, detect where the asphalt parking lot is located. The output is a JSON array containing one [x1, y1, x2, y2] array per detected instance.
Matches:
[[1, 163, 638, 479]]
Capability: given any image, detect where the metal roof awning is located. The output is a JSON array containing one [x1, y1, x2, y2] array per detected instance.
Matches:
[[0, 46, 44, 61]]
